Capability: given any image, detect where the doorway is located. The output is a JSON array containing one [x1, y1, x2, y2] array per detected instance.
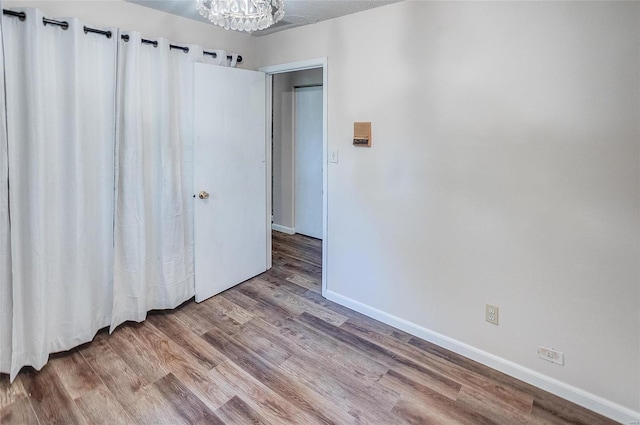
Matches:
[[261, 59, 328, 295]]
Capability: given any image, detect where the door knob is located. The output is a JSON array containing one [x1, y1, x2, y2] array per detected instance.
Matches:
[[198, 191, 210, 200]]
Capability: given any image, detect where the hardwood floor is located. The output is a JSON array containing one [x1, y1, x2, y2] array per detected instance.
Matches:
[[0, 232, 617, 424]]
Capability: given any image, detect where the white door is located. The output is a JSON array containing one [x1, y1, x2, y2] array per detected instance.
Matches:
[[294, 85, 323, 239], [194, 63, 268, 302]]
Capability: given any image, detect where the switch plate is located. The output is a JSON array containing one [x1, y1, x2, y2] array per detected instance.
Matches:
[[485, 304, 499, 325], [330, 148, 338, 163]]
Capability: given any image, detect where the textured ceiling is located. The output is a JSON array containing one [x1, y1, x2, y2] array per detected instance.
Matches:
[[126, 0, 402, 36]]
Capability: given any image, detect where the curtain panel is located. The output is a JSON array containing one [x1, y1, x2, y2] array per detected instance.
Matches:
[[1, 9, 118, 380], [111, 32, 196, 330], [0, 6, 237, 378], [0, 0, 13, 374]]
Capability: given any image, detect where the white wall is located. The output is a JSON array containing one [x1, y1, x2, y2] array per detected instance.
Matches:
[[258, 1, 640, 420], [3, 0, 257, 68], [272, 68, 323, 230]]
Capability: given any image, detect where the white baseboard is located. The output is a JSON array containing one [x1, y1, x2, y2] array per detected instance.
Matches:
[[324, 289, 640, 425], [272, 224, 295, 235]]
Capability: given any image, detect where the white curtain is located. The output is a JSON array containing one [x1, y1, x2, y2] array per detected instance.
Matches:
[[0, 0, 13, 373], [2, 9, 117, 379], [0, 6, 239, 377], [111, 32, 196, 330]]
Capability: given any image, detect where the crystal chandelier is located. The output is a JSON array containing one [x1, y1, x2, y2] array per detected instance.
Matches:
[[196, 0, 285, 32]]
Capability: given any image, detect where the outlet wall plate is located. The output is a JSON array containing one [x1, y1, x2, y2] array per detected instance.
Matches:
[[538, 346, 564, 365], [485, 304, 499, 325]]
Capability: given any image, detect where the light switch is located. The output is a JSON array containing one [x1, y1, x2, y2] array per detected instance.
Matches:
[[330, 148, 338, 163]]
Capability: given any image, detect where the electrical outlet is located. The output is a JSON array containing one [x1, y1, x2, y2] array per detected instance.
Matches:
[[538, 347, 564, 365], [485, 304, 499, 325]]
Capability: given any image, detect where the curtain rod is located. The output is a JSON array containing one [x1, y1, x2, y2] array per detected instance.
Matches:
[[120, 33, 242, 63], [2, 9, 243, 64], [2, 9, 25, 21]]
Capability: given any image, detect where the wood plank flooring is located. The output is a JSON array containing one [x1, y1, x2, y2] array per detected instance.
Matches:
[[0, 232, 618, 424]]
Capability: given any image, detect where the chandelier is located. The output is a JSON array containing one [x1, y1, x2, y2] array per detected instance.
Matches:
[[196, 0, 285, 32]]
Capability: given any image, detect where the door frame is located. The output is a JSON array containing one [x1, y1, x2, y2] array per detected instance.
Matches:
[[260, 58, 328, 296]]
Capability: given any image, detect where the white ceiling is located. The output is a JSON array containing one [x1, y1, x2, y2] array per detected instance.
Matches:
[[126, 0, 402, 36]]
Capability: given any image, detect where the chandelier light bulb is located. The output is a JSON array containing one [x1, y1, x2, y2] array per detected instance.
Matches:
[[196, 0, 285, 32]]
